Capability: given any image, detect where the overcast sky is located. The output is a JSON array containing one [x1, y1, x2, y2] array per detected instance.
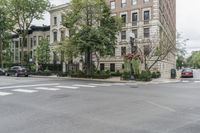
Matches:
[[33, 0, 200, 55]]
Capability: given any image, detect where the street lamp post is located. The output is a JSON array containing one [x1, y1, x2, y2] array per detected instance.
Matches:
[[128, 31, 136, 80]]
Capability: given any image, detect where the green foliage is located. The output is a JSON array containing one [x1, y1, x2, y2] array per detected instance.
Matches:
[[63, 0, 121, 74], [151, 71, 161, 79], [0, 3, 15, 67], [121, 71, 131, 80], [139, 70, 152, 81], [1, 0, 50, 64], [71, 70, 110, 79], [111, 70, 122, 77], [186, 51, 200, 68], [36, 38, 50, 65], [131, 59, 141, 78]]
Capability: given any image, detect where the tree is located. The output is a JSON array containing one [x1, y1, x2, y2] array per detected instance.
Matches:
[[2, 0, 50, 65], [176, 32, 189, 57], [62, 0, 121, 76], [0, 1, 14, 68], [143, 33, 176, 71], [35, 38, 50, 65], [187, 51, 200, 68]]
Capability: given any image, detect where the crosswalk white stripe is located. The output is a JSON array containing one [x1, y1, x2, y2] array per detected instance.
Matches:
[[73, 84, 96, 88], [182, 81, 189, 83], [89, 83, 112, 87], [35, 87, 60, 91], [56, 86, 79, 89], [194, 81, 200, 83], [13, 89, 38, 93], [0, 92, 13, 96], [112, 83, 126, 86], [0, 83, 60, 90]]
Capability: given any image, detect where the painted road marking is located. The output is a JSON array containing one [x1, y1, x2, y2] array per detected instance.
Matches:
[[35, 87, 60, 91], [0, 83, 60, 90], [89, 83, 112, 87], [146, 101, 176, 112], [73, 84, 96, 88], [194, 81, 200, 83], [113, 83, 126, 86], [13, 89, 38, 93], [182, 81, 190, 83], [0, 92, 13, 96], [56, 86, 79, 89]]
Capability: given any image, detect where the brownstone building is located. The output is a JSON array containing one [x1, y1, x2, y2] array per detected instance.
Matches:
[[99, 0, 176, 78]]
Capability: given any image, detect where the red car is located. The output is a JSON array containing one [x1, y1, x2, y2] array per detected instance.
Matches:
[[181, 68, 193, 78]]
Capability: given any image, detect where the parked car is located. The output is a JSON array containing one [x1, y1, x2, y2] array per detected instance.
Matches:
[[5, 66, 28, 77], [181, 68, 193, 78], [0, 68, 5, 76]]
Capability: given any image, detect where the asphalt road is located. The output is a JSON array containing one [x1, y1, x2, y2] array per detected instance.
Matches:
[[0, 76, 200, 133]]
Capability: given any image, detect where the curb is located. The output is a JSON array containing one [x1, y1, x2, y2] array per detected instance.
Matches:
[[29, 75, 137, 84], [29, 75, 180, 85]]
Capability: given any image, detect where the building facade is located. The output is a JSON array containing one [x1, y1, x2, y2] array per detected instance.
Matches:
[[48, 4, 69, 65], [102, 0, 176, 77], [11, 25, 50, 64], [48, 1, 176, 77]]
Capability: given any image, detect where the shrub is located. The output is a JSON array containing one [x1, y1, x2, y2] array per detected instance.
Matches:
[[151, 71, 161, 79], [57, 72, 68, 77], [111, 70, 122, 77], [121, 71, 131, 80], [139, 70, 152, 81], [30, 71, 52, 76], [71, 70, 111, 79]]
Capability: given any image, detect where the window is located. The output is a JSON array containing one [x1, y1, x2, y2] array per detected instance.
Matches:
[[30, 38, 33, 48], [122, 64, 125, 69], [53, 17, 57, 25], [47, 35, 50, 41], [144, 10, 150, 24], [53, 32, 57, 42], [144, 28, 150, 38], [121, 0, 126, 8], [132, 12, 138, 26], [110, 63, 115, 72], [100, 63, 105, 71], [15, 41, 19, 48], [121, 47, 126, 56], [132, 0, 137, 5], [144, 45, 150, 56], [61, 15, 65, 24], [144, 0, 149, 3], [33, 36, 37, 46], [38, 36, 42, 42], [24, 38, 27, 47], [121, 31, 126, 40], [61, 31, 65, 41], [110, 1, 115, 10], [132, 29, 138, 38], [121, 14, 127, 26]]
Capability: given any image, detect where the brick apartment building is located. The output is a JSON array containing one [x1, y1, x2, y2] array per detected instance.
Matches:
[[102, 0, 176, 77]]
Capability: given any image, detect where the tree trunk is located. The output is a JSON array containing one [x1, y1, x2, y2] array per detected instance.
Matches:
[[85, 47, 92, 76], [21, 35, 25, 65], [0, 37, 3, 68]]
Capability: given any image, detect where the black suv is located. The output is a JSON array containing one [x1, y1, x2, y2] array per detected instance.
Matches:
[[5, 66, 28, 77]]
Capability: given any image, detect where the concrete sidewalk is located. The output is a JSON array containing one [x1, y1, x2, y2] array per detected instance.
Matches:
[[30, 75, 180, 85]]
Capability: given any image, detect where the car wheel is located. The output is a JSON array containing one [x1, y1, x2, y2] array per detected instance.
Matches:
[[5, 73, 9, 76], [25, 75, 28, 77]]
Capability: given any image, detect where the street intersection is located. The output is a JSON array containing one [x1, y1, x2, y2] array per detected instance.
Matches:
[[0, 76, 200, 133]]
